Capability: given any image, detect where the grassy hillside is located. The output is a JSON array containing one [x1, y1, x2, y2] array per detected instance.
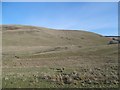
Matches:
[[2, 25, 118, 88], [2, 25, 108, 46]]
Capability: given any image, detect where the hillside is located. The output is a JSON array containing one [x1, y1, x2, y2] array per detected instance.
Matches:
[[2, 25, 108, 46], [2, 25, 118, 88]]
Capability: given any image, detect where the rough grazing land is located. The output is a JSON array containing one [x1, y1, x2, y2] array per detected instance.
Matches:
[[2, 25, 119, 88]]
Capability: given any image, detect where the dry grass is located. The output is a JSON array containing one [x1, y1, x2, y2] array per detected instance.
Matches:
[[2, 25, 119, 88]]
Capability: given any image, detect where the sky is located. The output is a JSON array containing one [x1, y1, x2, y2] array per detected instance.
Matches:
[[2, 2, 118, 36]]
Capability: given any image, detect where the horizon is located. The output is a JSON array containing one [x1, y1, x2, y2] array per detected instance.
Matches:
[[2, 2, 118, 36], [1, 24, 119, 36]]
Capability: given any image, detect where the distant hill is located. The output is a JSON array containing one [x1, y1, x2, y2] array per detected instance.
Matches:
[[105, 36, 120, 39], [2, 25, 108, 46]]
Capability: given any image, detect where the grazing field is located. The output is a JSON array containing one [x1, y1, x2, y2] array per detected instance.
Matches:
[[2, 25, 119, 88]]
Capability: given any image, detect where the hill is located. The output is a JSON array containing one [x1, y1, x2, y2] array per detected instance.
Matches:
[[2, 25, 108, 46], [2, 25, 118, 88]]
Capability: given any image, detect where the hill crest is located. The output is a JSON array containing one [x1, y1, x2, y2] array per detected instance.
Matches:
[[2, 25, 108, 46]]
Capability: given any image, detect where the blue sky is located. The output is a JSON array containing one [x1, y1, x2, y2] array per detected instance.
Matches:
[[2, 2, 118, 36]]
